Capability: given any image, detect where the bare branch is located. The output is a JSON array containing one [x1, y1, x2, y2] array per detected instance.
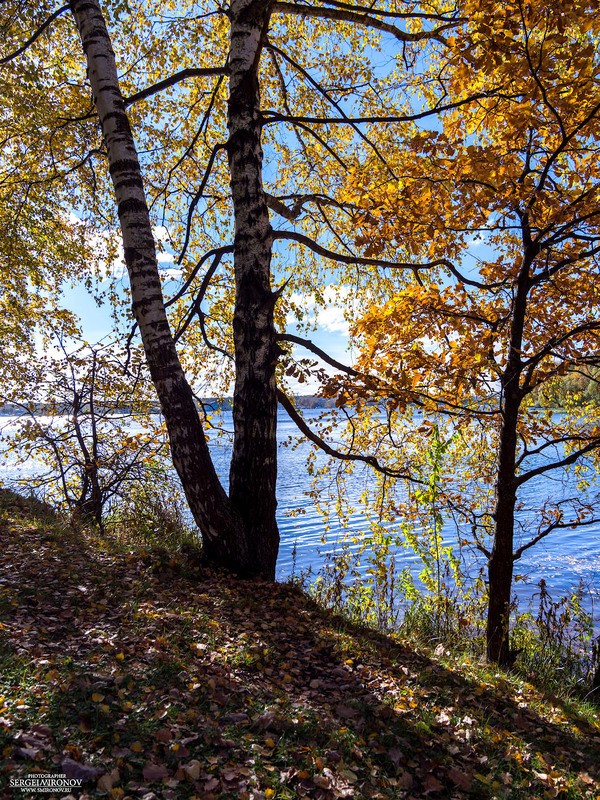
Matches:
[[266, 41, 395, 174], [123, 244, 234, 363], [197, 311, 233, 361], [275, 229, 500, 287], [278, 390, 423, 481], [262, 89, 510, 127], [516, 439, 600, 486], [266, 192, 353, 220], [277, 333, 359, 376], [152, 75, 226, 215], [166, 244, 233, 308], [516, 432, 594, 467], [315, 0, 462, 23], [174, 248, 227, 342], [271, 117, 350, 168], [177, 144, 227, 266], [513, 512, 600, 560]]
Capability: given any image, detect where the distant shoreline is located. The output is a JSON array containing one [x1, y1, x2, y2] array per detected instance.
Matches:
[[0, 395, 338, 417]]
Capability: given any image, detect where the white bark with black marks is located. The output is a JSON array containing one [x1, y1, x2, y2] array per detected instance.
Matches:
[[227, 0, 280, 579], [70, 0, 249, 569]]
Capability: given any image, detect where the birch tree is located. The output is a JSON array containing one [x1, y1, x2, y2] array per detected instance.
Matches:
[[2, 0, 461, 578]]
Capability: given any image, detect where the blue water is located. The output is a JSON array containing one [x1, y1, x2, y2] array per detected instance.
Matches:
[[206, 410, 600, 621], [1, 409, 599, 620]]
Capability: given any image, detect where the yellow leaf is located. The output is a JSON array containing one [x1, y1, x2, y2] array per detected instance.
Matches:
[[183, 760, 202, 781]]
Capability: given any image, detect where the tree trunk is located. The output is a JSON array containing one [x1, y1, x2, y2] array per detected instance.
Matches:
[[70, 0, 256, 574], [486, 259, 530, 665], [227, 0, 280, 579], [487, 420, 517, 666]]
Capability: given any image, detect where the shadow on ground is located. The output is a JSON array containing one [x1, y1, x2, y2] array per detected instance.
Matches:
[[0, 489, 599, 799]]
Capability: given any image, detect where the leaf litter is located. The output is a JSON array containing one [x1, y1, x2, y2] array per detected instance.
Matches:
[[0, 489, 599, 799]]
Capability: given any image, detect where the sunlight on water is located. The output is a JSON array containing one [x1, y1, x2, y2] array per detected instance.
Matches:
[[1, 409, 599, 619]]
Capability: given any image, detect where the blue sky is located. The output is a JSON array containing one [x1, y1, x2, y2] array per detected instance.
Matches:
[[60, 234, 352, 395]]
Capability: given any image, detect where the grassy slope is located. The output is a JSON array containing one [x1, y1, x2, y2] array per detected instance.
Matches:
[[0, 489, 599, 800]]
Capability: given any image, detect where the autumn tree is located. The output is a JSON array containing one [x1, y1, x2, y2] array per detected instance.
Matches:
[[1, 0, 465, 578], [331, 0, 600, 664], [0, 116, 89, 383], [0, 338, 165, 527]]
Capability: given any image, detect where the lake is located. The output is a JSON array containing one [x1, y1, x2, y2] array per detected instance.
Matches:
[[1, 409, 599, 623]]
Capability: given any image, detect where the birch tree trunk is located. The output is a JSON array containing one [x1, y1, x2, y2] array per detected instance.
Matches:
[[70, 0, 263, 575], [227, 0, 280, 580]]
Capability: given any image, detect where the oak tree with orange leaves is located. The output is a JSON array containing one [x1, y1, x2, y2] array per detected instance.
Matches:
[[334, 0, 600, 664]]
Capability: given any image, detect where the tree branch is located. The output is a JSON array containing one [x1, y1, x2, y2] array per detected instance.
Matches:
[[1, 4, 70, 65], [521, 319, 600, 369], [266, 41, 395, 174], [262, 89, 509, 127], [516, 439, 600, 486], [174, 248, 228, 342], [277, 333, 359, 376], [177, 144, 227, 266], [275, 229, 499, 287], [513, 512, 599, 561], [270, 117, 350, 168], [278, 390, 422, 481], [271, 2, 457, 42], [516, 432, 593, 467], [166, 245, 234, 308], [124, 66, 229, 107], [266, 192, 354, 221], [315, 0, 461, 22]]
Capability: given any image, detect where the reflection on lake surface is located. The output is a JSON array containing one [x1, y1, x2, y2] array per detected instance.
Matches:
[[1, 409, 599, 621]]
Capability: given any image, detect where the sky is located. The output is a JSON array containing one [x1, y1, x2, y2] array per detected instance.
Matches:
[[60, 231, 352, 396], [57, 222, 493, 397]]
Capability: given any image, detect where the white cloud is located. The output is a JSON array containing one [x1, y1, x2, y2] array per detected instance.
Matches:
[[82, 227, 176, 281], [160, 268, 183, 280], [287, 286, 351, 335], [153, 226, 170, 243]]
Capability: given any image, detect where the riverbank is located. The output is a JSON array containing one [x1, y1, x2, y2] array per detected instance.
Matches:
[[0, 490, 599, 799]]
